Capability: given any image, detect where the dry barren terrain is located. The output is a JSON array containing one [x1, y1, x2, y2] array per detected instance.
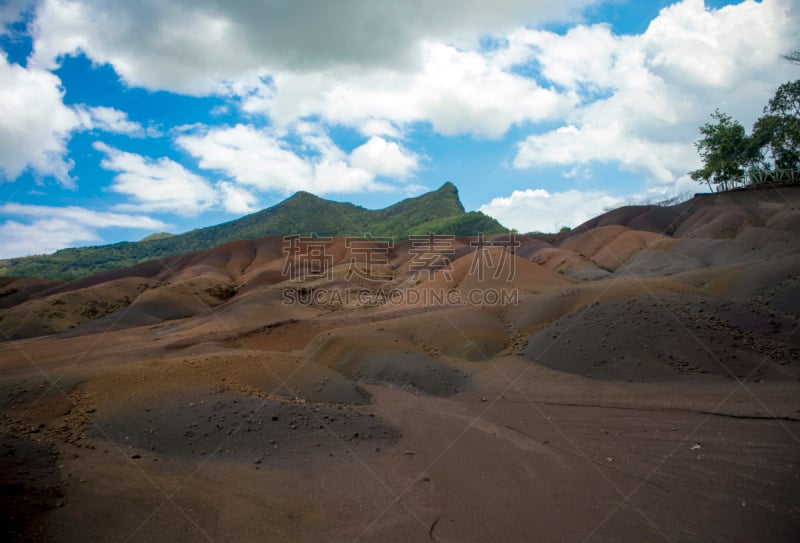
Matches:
[[1, 188, 799, 542]]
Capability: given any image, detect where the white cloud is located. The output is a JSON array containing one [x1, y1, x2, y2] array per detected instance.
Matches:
[[0, 203, 168, 229], [75, 105, 144, 136], [0, 52, 81, 186], [177, 123, 418, 195], [359, 119, 403, 139], [0, 0, 32, 29], [28, 0, 793, 170], [562, 165, 592, 179], [253, 42, 575, 137], [0, 53, 144, 186], [350, 137, 419, 179], [27, 0, 580, 138], [515, 123, 692, 184], [94, 142, 218, 216], [210, 104, 229, 116], [0, 219, 98, 258], [30, 0, 259, 95], [643, 0, 791, 92], [0, 203, 169, 258], [217, 181, 258, 214], [479, 188, 623, 233], [511, 0, 799, 187], [30, 0, 597, 94], [177, 124, 313, 193], [10, 0, 797, 212], [505, 23, 620, 90]]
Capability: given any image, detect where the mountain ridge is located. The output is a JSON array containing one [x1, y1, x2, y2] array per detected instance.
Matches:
[[0, 182, 507, 280]]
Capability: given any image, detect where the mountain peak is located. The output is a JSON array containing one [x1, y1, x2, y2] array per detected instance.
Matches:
[[283, 190, 322, 202], [1, 182, 507, 280], [427, 181, 465, 213]]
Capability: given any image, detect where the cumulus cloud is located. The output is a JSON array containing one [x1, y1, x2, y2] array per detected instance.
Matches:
[[94, 142, 218, 216], [643, 0, 791, 92], [75, 105, 144, 136], [349, 137, 420, 179], [0, 0, 32, 28], [249, 42, 575, 137], [176, 124, 314, 193], [6, 0, 796, 253], [177, 123, 419, 195], [479, 188, 623, 233], [359, 119, 403, 139], [0, 53, 145, 186], [30, 0, 597, 94], [0, 203, 168, 258], [25, 0, 796, 181], [27, 0, 580, 138], [217, 181, 258, 214], [0, 52, 81, 186], [514, 123, 692, 183], [511, 0, 798, 187]]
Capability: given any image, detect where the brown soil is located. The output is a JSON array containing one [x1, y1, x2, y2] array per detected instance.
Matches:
[[1, 188, 799, 541]]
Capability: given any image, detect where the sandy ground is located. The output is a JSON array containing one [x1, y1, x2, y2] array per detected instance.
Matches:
[[1, 188, 799, 542]]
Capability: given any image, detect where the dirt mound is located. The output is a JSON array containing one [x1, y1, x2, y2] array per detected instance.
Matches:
[[526, 246, 612, 280], [165, 239, 257, 282], [0, 277, 148, 339], [676, 206, 769, 239], [362, 306, 510, 360], [1, 187, 800, 542], [414, 249, 572, 294], [45, 259, 166, 296], [525, 292, 799, 382], [558, 225, 671, 270], [0, 277, 63, 309], [567, 203, 687, 236], [305, 331, 471, 395]]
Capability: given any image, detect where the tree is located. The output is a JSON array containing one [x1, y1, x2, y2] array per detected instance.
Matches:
[[690, 110, 757, 191], [766, 79, 800, 119], [752, 80, 800, 174], [690, 80, 800, 191], [783, 48, 800, 65]]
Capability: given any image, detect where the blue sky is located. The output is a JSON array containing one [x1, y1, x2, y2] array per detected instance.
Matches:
[[0, 0, 797, 258]]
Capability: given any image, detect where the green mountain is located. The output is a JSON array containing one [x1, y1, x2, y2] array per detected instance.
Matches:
[[0, 182, 507, 280]]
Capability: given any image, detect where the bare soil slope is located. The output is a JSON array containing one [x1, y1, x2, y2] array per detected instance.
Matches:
[[1, 188, 799, 542]]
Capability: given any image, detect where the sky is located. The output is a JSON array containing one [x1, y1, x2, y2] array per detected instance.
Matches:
[[0, 0, 797, 258]]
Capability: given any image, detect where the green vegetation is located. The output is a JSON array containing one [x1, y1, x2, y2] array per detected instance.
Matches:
[[690, 78, 800, 191], [0, 182, 508, 280], [139, 232, 175, 242]]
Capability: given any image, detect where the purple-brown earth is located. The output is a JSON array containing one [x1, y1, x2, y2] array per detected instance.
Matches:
[[1, 187, 799, 542]]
